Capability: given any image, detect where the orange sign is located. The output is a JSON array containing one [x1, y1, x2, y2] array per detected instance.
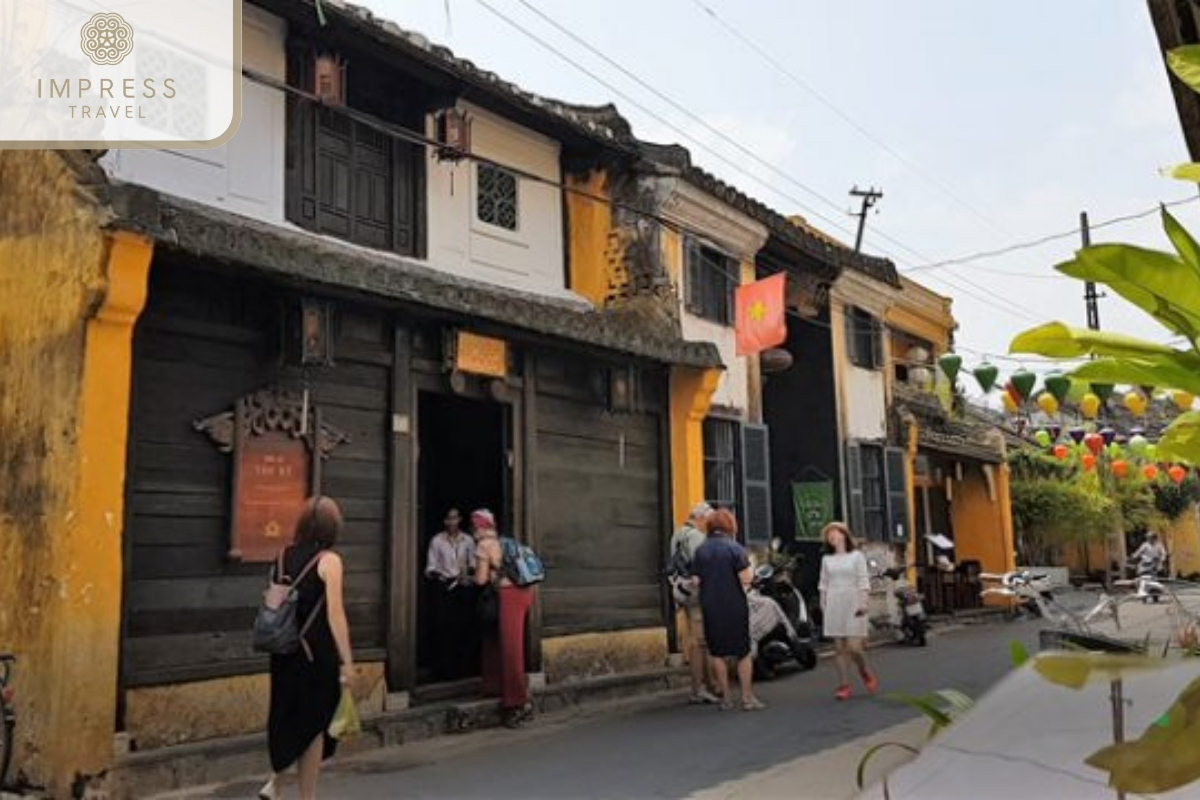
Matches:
[[456, 331, 508, 377], [232, 431, 310, 561]]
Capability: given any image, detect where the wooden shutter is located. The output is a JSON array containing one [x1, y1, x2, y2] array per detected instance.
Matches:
[[285, 101, 319, 230], [741, 423, 772, 544], [684, 237, 702, 314], [845, 440, 866, 537], [884, 446, 910, 543], [871, 316, 885, 369], [391, 139, 419, 257]]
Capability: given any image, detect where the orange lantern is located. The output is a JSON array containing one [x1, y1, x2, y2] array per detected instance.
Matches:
[[1169, 465, 1188, 485], [1081, 453, 1097, 471], [1053, 444, 1069, 460], [1111, 460, 1129, 479], [1143, 464, 1160, 481]]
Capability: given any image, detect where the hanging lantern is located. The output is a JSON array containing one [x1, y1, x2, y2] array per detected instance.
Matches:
[[1099, 427, 1117, 446], [1112, 460, 1129, 479], [1036, 392, 1059, 417], [1079, 393, 1101, 420], [1034, 429, 1052, 448], [1091, 383, 1115, 403], [1170, 465, 1188, 485], [937, 353, 962, 383], [1044, 372, 1071, 403], [909, 365, 935, 390], [1129, 434, 1149, 456], [1084, 432, 1105, 457], [1082, 453, 1097, 472], [1049, 423, 1063, 441], [1144, 464, 1160, 481], [973, 363, 999, 394], [1123, 391, 1148, 417], [1053, 444, 1070, 460], [1068, 427, 1086, 445], [1001, 392, 1019, 414], [760, 347, 794, 374], [1011, 369, 1037, 403], [1146, 444, 1159, 461], [1174, 390, 1196, 413]]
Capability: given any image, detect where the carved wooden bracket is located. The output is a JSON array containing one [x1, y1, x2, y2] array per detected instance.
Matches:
[[194, 388, 349, 460]]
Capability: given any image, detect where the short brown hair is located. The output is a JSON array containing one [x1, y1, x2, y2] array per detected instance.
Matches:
[[708, 508, 739, 537], [294, 495, 344, 547], [822, 522, 857, 552]]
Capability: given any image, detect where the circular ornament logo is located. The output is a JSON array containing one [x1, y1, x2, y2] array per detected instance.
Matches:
[[80, 12, 134, 66]]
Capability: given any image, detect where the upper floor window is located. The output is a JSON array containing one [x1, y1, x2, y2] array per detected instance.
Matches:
[[477, 163, 519, 231], [685, 238, 736, 326], [846, 306, 884, 370]]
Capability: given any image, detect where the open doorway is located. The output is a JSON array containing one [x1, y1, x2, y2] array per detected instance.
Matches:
[[416, 391, 509, 687]]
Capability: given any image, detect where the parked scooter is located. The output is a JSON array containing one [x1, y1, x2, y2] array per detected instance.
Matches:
[[749, 553, 818, 678], [869, 560, 928, 647]]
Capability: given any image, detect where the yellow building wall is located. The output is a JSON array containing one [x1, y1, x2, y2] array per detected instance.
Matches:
[[564, 170, 613, 307], [0, 152, 151, 795], [669, 368, 721, 527], [1164, 511, 1200, 578], [951, 465, 1016, 580]]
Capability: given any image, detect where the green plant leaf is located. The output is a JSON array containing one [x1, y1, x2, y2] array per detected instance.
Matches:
[[856, 742, 921, 790], [1010, 641, 1030, 667], [1068, 356, 1200, 396], [884, 691, 954, 728], [1156, 412, 1200, 465], [1167, 162, 1200, 183], [1086, 676, 1200, 793], [1169, 45, 1200, 94], [933, 689, 975, 714], [1164, 207, 1200, 273], [1010, 321, 1178, 360]]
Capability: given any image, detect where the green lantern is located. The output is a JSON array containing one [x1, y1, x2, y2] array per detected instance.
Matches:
[[938, 353, 962, 383], [973, 363, 999, 393], [1011, 368, 1037, 402], [1043, 372, 1071, 403]]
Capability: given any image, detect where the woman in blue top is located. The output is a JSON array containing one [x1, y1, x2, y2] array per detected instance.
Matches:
[[692, 508, 765, 711]]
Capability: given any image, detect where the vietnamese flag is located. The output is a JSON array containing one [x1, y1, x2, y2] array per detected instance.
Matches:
[[735, 273, 787, 356]]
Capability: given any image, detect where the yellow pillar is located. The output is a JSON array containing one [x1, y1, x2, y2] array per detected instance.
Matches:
[[44, 231, 152, 792], [669, 366, 722, 526]]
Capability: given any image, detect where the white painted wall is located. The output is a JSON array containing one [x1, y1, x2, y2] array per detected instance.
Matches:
[[425, 103, 568, 298], [101, 6, 287, 223], [843, 366, 888, 440], [682, 313, 747, 413]]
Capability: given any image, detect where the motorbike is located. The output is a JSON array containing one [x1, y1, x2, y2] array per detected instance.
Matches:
[[869, 561, 928, 647], [749, 560, 818, 678]]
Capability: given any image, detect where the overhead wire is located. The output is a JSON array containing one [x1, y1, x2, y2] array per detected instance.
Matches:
[[688, 0, 1012, 239]]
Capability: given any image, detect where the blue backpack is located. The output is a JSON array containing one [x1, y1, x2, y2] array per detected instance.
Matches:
[[500, 537, 546, 587]]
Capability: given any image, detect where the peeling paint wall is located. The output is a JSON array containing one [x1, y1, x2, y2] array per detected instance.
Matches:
[[564, 170, 613, 307], [0, 151, 108, 791]]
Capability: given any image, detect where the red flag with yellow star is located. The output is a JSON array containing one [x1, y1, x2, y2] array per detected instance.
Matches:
[[735, 273, 787, 356]]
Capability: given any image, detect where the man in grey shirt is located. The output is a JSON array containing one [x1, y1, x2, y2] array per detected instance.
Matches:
[[669, 502, 719, 704]]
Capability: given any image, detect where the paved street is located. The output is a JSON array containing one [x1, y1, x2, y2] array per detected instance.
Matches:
[[170, 619, 1041, 800]]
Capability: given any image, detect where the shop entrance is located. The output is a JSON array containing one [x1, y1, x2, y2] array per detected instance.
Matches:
[[416, 390, 509, 687]]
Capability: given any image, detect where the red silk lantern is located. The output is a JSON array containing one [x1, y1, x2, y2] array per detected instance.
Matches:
[[1169, 465, 1188, 485], [1081, 454, 1097, 471], [1143, 464, 1160, 481], [1053, 444, 1069, 460], [1083, 432, 1104, 457], [1112, 460, 1129, 479]]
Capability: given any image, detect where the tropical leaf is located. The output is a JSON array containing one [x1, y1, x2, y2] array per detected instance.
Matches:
[[1168, 45, 1200, 95], [1033, 652, 1167, 691], [1163, 207, 1200, 274], [1068, 356, 1200, 396], [1086, 676, 1200, 794], [1167, 162, 1200, 183], [884, 691, 953, 729], [1010, 640, 1030, 667], [932, 689, 975, 715], [1156, 412, 1200, 465], [1009, 322, 1177, 360], [1058, 244, 1200, 340], [856, 742, 920, 790]]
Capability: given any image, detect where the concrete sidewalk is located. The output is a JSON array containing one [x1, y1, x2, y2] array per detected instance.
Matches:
[[688, 717, 927, 800]]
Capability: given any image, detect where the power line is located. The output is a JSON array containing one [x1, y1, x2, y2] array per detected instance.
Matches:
[[473, 0, 938, 268], [902, 195, 1199, 274], [688, 0, 1013, 240]]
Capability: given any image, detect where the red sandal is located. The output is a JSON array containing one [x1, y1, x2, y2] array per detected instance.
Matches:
[[835, 684, 852, 701], [861, 671, 879, 694]]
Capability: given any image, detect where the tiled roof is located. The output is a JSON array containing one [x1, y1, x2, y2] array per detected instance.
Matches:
[[892, 383, 1006, 463]]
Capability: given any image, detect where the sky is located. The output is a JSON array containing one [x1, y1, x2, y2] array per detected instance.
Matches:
[[371, 0, 1197, 387]]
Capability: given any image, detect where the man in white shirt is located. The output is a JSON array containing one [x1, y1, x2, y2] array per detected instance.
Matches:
[[669, 502, 719, 704], [425, 508, 477, 680]]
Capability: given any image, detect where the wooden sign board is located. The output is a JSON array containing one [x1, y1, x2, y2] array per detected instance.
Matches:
[[455, 331, 507, 378], [232, 431, 310, 561]]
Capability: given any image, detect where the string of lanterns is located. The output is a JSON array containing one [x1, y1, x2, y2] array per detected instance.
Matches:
[[936, 352, 1196, 482]]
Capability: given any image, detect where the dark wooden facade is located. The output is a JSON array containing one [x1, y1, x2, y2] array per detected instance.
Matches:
[[120, 254, 670, 692]]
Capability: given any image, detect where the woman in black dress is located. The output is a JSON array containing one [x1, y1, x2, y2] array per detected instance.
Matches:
[[692, 509, 764, 711], [260, 496, 355, 800]]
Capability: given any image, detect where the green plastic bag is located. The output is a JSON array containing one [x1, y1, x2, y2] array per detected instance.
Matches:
[[327, 687, 361, 739]]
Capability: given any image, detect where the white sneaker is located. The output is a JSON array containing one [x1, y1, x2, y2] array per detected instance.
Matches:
[[258, 777, 279, 800], [689, 689, 721, 705]]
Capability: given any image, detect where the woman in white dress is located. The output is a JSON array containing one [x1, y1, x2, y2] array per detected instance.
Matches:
[[818, 522, 878, 701]]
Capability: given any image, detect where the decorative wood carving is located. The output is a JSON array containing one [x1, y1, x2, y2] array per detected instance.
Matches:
[[194, 388, 349, 562]]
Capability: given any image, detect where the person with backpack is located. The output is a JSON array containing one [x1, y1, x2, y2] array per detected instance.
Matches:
[[259, 496, 356, 800], [472, 508, 537, 728], [669, 502, 719, 705]]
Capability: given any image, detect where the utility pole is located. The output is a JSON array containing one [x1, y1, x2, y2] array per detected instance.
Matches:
[[850, 186, 884, 252], [1081, 211, 1101, 331]]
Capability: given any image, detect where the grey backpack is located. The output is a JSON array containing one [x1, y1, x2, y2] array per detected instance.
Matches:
[[252, 548, 326, 659]]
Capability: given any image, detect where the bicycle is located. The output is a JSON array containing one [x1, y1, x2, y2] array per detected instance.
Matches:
[[0, 654, 13, 790], [980, 570, 1122, 633]]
